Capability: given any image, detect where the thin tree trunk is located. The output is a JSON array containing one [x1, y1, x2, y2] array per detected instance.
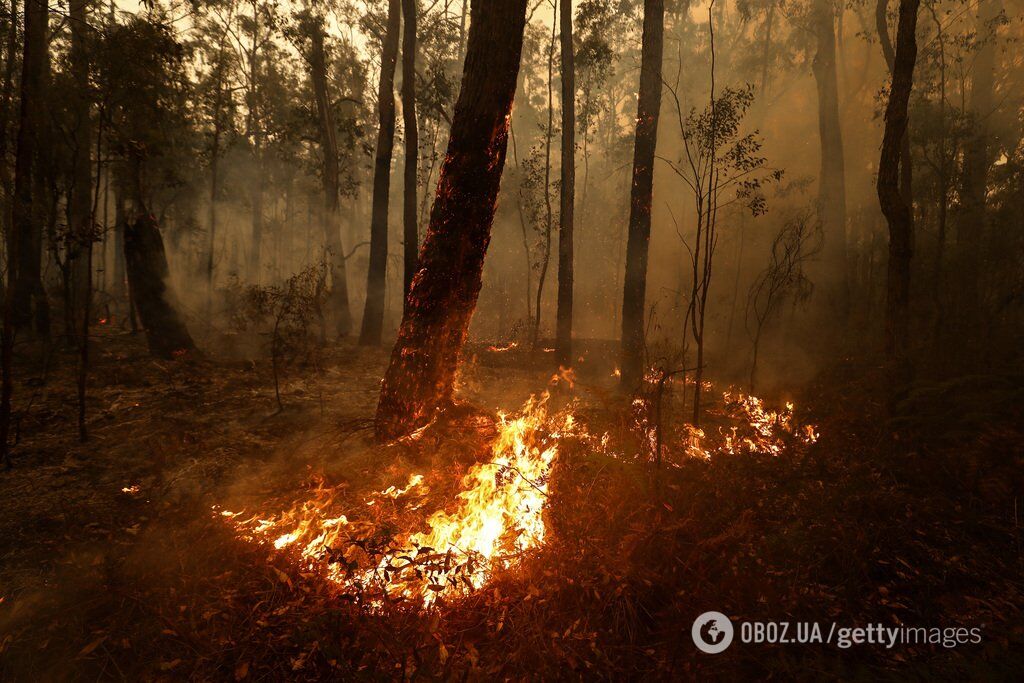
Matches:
[[533, 9, 557, 349], [360, 0, 401, 346], [556, 0, 575, 367], [876, 0, 913, 225], [812, 0, 848, 318], [619, 0, 664, 389], [957, 0, 999, 319], [70, 0, 94, 441], [876, 0, 919, 360], [375, 0, 529, 440], [401, 0, 419, 306], [309, 18, 353, 337]]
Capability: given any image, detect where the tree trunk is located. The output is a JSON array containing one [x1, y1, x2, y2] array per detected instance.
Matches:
[[876, 0, 919, 360], [375, 0, 529, 441], [957, 0, 999, 318], [555, 0, 575, 367], [876, 0, 913, 226], [9, 0, 48, 337], [401, 0, 419, 306], [309, 19, 353, 337], [359, 0, 401, 346], [124, 192, 197, 359], [811, 0, 848, 318], [68, 0, 93, 343], [619, 0, 664, 389]]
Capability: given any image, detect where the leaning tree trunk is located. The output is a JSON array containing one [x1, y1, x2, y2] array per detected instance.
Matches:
[[619, 0, 665, 390], [555, 0, 575, 368], [877, 0, 920, 360], [401, 0, 419, 306], [812, 0, 848, 318], [124, 201, 197, 359], [359, 0, 401, 346], [310, 20, 353, 337], [375, 0, 529, 441]]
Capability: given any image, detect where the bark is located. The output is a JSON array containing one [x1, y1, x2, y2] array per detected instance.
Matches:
[[401, 0, 418, 305], [375, 0, 529, 440], [957, 0, 999, 312], [811, 0, 848, 317], [309, 19, 353, 337], [68, 0, 93, 342], [876, 0, 913, 216], [876, 0, 919, 360], [9, 0, 48, 336], [359, 0, 401, 346], [112, 188, 127, 301], [124, 210, 197, 359], [556, 0, 575, 367], [619, 0, 664, 389]]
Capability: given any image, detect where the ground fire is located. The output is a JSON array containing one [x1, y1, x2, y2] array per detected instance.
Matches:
[[1, 0, 1022, 679]]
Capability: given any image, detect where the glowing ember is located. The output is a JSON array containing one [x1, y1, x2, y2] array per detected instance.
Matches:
[[486, 341, 519, 352], [121, 484, 140, 494], [217, 393, 567, 606]]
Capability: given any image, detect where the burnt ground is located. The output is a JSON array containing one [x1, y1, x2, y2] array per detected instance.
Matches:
[[0, 330, 1022, 680]]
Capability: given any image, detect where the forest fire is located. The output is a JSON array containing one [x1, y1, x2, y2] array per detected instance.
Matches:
[[216, 393, 568, 606]]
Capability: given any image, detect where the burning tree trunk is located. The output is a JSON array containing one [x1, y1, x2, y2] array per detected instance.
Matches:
[[876, 0, 920, 360], [619, 0, 665, 389], [375, 0, 529, 441], [124, 208, 197, 360], [359, 0, 401, 346], [309, 18, 353, 337], [556, 0, 575, 368], [401, 0, 418, 306], [811, 0, 848, 318]]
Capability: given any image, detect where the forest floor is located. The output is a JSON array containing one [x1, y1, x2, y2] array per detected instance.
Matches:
[[1, 328, 1022, 680]]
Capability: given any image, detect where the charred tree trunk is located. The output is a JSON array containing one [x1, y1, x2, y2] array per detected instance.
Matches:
[[401, 0, 418, 306], [124, 173, 196, 360], [619, 0, 664, 390], [68, 0, 93, 342], [812, 0, 848, 318], [375, 0, 529, 441], [310, 19, 353, 337], [556, 0, 575, 368], [876, 0, 913, 227], [9, 0, 48, 337], [957, 0, 999, 320], [876, 0, 919, 360], [359, 0, 401, 346]]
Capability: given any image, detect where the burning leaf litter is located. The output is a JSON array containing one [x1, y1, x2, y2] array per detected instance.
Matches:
[[216, 393, 573, 606]]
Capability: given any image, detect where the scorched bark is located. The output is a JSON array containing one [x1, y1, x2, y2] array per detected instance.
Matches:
[[375, 0, 529, 441]]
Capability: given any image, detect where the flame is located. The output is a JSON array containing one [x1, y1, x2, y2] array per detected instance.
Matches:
[[217, 394, 566, 606], [549, 366, 576, 389], [486, 341, 519, 353]]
